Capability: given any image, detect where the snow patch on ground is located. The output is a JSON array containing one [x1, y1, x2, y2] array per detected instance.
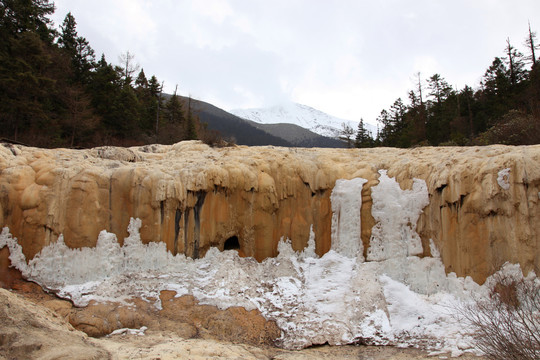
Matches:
[[0, 170, 533, 355], [108, 326, 147, 337]]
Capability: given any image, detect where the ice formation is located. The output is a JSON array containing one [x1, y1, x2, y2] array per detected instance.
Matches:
[[367, 170, 429, 261], [330, 177, 367, 259], [0, 170, 535, 356], [497, 168, 511, 190]]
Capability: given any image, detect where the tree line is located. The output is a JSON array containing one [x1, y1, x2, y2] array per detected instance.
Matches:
[[0, 0, 207, 148], [349, 24, 540, 148], [2, 1, 539, 149]]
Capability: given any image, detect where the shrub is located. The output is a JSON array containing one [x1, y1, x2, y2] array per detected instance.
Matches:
[[476, 110, 540, 145], [458, 271, 540, 359]]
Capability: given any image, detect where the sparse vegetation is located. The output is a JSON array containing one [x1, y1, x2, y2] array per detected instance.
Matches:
[[457, 271, 540, 360]]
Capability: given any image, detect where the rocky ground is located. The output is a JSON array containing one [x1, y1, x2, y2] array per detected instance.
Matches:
[[0, 280, 486, 360]]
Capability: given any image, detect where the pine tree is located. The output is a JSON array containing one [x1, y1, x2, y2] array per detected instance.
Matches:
[[0, 0, 59, 143], [166, 85, 184, 124], [479, 57, 515, 126], [376, 109, 393, 145], [134, 69, 159, 132], [148, 76, 161, 97], [115, 86, 139, 137], [0, 30, 57, 142], [389, 98, 407, 133], [185, 96, 198, 140], [152, 77, 164, 137], [72, 36, 95, 83], [88, 55, 125, 137], [58, 12, 95, 84], [376, 98, 409, 147], [0, 0, 56, 42], [60, 84, 98, 147], [482, 57, 510, 96], [134, 69, 148, 90], [426, 74, 454, 144], [407, 90, 427, 144], [354, 119, 373, 148], [427, 74, 453, 105], [58, 12, 77, 51], [460, 85, 476, 138]]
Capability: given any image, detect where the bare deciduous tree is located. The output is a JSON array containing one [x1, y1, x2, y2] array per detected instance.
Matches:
[[456, 271, 540, 360], [118, 50, 140, 86]]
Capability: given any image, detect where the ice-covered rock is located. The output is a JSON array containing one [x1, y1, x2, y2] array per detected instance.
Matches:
[[0, 142, 539, 284]]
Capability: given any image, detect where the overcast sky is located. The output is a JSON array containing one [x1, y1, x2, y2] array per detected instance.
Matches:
[[51, 1, 540, 125]]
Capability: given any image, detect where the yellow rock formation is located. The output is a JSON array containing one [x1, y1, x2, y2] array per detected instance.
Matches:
[[1, 142, 539, 283]]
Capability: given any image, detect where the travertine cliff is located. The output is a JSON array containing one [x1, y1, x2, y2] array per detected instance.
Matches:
[[1, 142, 539, 283]]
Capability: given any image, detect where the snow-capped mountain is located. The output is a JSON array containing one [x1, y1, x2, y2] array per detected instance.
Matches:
[[231, 103, 375, 139]]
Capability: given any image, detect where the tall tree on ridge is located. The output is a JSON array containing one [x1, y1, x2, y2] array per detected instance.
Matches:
[[58, 12, 95, 84], [406, 90, 426, 144], [461, 85, 476, 139], [377, 98, 408, 147], [427, 74, 453, 106], [58, 11, 77, 51], [60, 84, 99, 147], [185, 96, 198, 140], [524, 21, 539, 67], [405, 72, 427, 144], [118, 50, 139, 87], [88, 54, 125, 138], [134, 68, 159, 132], [134, 68, 148, 90], [426, 74, 454, 144], [504, 38, 526, 86], [354, 118, 373, 148], [482, 57, 510, 96], [415, 72, 424, 106], [166, 84, 184, 125], [376, 109, 392, 145]]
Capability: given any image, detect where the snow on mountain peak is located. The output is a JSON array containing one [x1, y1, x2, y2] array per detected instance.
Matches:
[[230, 103, 375, 139]]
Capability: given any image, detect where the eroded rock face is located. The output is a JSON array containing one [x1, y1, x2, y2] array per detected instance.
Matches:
[[63, 292, 279, 344], [0, 142, 539, 282], [0, 287, 108, 359]]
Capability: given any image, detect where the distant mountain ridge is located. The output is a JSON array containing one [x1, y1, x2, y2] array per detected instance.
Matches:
[[185, 97, 347, 148], [245, 121, 346, 148], [230, 103, 376, 139], [186, 97, 292, 147]]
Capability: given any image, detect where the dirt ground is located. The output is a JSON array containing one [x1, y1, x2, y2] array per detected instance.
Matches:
[[92, 331, 486, 360]]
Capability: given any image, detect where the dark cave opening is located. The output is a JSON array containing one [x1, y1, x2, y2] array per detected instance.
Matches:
[[224, 236, 240, 251]]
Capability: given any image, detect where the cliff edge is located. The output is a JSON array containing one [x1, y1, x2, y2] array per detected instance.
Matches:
[[1, 141, 539, 283]]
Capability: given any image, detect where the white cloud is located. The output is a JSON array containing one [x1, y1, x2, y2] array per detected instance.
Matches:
[[51, 0, 540, 122], [191, 0, 234, 24], [413, 56, 441, 77]]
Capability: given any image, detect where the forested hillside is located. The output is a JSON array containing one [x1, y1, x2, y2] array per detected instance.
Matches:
[[354, 27, 540, 148], [0, 0, 205, 148]]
